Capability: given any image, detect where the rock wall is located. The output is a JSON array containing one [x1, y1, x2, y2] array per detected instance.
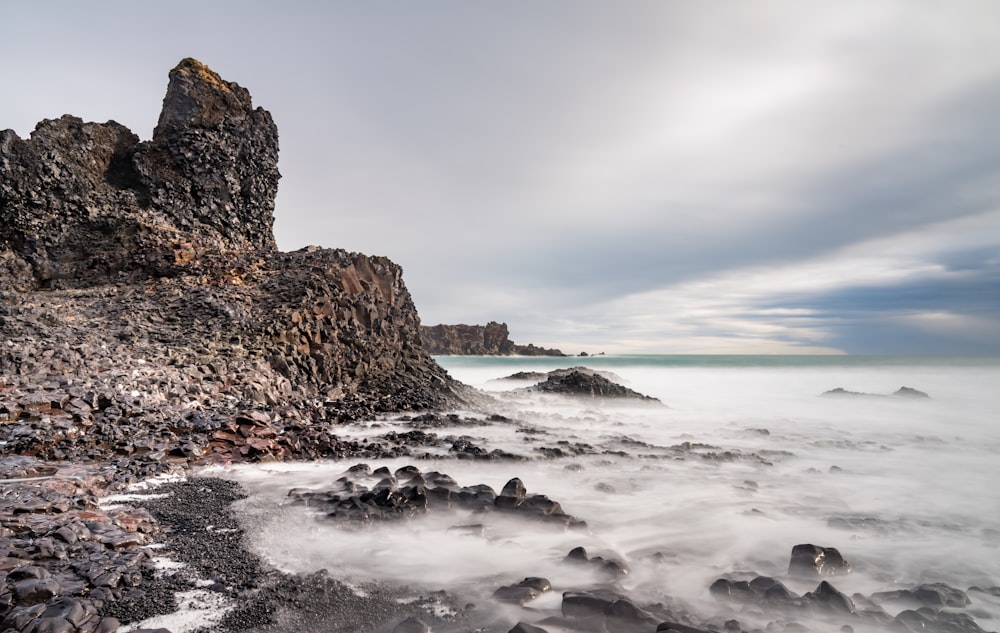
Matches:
[[421, 322, 566, 356], [0, 58, 466, 424], [0, 58, 278, 290]]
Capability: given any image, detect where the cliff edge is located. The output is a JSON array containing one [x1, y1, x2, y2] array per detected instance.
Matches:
[[421, 321, 566, 356], [0, 59, 467, 466]]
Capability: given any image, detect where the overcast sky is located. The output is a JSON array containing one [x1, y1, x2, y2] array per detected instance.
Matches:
[[3, 1, 999, 354]]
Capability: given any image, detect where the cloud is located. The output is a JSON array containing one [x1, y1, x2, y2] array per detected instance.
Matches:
[[2, 2, 1000, 353], [524, 210, 1000, 354]]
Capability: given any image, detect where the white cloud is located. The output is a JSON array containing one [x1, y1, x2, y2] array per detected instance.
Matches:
[[532, 209, 1000, 353]]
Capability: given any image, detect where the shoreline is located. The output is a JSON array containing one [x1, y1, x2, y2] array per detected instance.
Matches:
[[132, 476, 479, 633]]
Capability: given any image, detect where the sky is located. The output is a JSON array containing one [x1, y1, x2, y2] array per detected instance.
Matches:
[[2, 1, 999, 355]]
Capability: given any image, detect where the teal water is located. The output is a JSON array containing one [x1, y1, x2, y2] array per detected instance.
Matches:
[[435, 353, 1000, 370]]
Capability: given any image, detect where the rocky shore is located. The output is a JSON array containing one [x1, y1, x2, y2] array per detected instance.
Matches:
[[0, 58, 478, 632], [2, 59, 995, 633], [420, 322, 566, 356]]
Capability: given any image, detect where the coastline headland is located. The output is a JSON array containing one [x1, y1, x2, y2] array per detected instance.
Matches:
[[421, 321, 566, 356], [3, 60, 989, 633], [0, 58, 474, 631]]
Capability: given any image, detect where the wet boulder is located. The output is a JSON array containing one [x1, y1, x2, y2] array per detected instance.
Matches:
[[656, 622, 716, 633], [493, 577, 551, 605], [563, 547, 629, 579], [509, 622, 549, 633], [562, 590, 659, 632], [710, 575, 800, 608], [892, 608, 986, 633], [788, 544, 851, 578], [804, 580, 855, 614], [872, 582, 970, 608], [495, 477, 527, 510], [392, 616, 430, 633]]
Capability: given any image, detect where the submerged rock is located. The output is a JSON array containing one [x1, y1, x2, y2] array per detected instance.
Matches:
[[821, 387, 930, 399], [493, 577, 552, 605], [509, 622, 550, 633], [289, 465, 585, 528], [872, 582, 971, 608], [531, 370, 660, 402]]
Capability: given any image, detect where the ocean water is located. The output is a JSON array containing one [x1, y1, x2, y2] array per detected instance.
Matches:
[[213, 355, 1000, 632]]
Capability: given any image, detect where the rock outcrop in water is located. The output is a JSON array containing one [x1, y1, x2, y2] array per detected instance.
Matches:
[[421, 321, 566, 356], [821, 386, 930, 399]]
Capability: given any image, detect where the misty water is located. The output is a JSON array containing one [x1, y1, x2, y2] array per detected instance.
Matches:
[[208, 356, 1000, 632]]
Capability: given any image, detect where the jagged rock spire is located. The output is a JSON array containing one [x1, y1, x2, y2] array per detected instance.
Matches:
[[0, 58, 280, 289]]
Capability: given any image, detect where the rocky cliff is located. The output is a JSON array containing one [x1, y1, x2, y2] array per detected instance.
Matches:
[[0, 58, 279, 289], [421, 321, 566, 356], [0, 59, 467, 460]]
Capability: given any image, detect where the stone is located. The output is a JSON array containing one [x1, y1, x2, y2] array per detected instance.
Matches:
[[493, 577, 552, 605], [392, 616, 430, 633], [872, 582, 970, 608], [788, 544, 851, 577], [420, 322, 565, 356], [493, 585, 541, 605], [13, 577, 61, 605], [496, 477, 528, 510], [531, 370, 660, 402], [509, 623, 549, 633], [804, 581, 855, 614]]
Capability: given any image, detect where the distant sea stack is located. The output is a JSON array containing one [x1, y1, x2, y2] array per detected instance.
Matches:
[[1, 58, 466, 425], [421, 321, 566, 356]]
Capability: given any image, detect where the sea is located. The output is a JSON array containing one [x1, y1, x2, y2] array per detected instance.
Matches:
[[209, 355, 1000, 632]]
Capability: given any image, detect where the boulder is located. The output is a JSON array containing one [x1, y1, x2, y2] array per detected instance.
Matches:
[[531, 370, 660, 402], [788, 544, 851, 578]]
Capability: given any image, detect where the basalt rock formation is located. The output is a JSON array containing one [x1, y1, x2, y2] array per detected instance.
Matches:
[[1, 58, 279, 290], [421, 321, 566, 356], [1, 58, 467, 453], [0, 58, 478, 630]]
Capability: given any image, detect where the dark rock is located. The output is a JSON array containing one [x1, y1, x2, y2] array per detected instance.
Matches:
[[1, 58, 278, 289], [1, 59, 473, 473], [13, 577, 61, 605], [822, 388, 883, 398], [500, 371, 549, 381], [561, 591, 658, 633], [821, 387, 930, 399], [893, 387, 930, 398], [495, 477, 528, 510], [656, 622, 715, 633], [494, 577, 552, 605], [804, 580, 855, 614], [710, 578, 755, 602], [872, 582, 970, 608], [292, 467, 583, 527], [531, 370, 660, 402], [892, 608, 986, 633], [509, 622, 550, 633], [519, 577, 552, 592], [562, 591, 617, 618], [538, 614, 610, 632], [392, 615, 430, 633], [493, 585, 541, 605], [565, 546, 590, 563], [788, 544, 851, 577], [421, 322, 566, 356]]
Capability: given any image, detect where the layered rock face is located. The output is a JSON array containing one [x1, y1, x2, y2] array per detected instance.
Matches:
[[1, 59, 464, 442], [421, 321, 565, 356], [1, 58, 279, 289]]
